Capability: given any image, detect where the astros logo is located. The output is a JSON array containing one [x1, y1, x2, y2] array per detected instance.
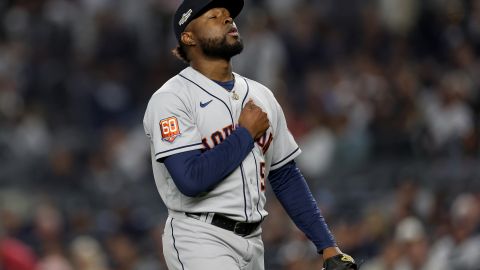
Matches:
[[160, 116, 181, 143], [202, 124, 273, 154]]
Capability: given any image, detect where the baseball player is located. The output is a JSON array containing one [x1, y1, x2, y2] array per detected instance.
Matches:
[[143, 0, 358, 269]]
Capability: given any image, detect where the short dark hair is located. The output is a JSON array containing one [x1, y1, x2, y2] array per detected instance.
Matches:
[[172, 43, 190, 63]]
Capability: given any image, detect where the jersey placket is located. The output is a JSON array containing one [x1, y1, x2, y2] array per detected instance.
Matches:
[[231, 79, 263, 222], [229, 81, 255, 223], [251, 147, 266, 222]]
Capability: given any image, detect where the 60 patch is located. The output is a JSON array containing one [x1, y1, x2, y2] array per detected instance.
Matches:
[[160, 116, 181, 143]]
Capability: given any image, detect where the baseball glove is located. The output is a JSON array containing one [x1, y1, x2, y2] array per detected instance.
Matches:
[[323, 254, 358, 270]]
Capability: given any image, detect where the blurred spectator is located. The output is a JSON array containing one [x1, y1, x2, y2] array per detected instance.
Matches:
[[421, 72, 475, 155], [379, 0, 420, 36], [424, 194, 480, 270], [361, 240, 402, 270], [70, 235, 108, 270], [393, 216, 430, 270], [296, 118, 336, 178], [36, 254, 73, 270], [0, 231, 37, 270], [236, 10, 286, 88]]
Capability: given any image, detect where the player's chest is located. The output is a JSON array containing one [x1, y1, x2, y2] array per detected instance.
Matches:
[[194, 89, 246, 137], [189, 78, 243, 126], [194, 92, 273, 155]]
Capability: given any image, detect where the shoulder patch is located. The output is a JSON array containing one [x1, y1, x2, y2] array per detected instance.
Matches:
[[160, 116, 181, 143]]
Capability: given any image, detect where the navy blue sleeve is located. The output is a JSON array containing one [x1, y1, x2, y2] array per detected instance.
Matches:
[[163, 127, 254, 197], [268, 160, 337, 253]]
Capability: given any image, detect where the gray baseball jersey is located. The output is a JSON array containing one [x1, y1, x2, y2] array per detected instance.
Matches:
[[143, 67, 300, 223]]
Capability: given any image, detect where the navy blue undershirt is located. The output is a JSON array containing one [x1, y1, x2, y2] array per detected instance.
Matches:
[[212, 79, 235, 91], [162, 78, 336, 252], [268, 160, 337, 252]]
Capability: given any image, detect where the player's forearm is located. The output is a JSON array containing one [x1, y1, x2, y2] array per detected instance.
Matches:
[[268, 161, 337, 252], [164, 127, 254, 197]]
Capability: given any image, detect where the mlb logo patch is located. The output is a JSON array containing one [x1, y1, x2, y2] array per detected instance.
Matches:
[[160, 116, 181, 143]]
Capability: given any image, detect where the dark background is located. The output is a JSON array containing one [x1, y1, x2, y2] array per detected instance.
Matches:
[[0, 0, 479, 269]]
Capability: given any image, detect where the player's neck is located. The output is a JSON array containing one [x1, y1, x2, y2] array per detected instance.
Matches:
[[190, 58, 234, 82]]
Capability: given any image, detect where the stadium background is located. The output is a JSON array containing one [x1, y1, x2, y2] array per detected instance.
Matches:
[[0, 0, 479, 269]]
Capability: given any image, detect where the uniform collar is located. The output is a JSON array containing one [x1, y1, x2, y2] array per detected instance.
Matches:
[[180, 67, 249, 105]]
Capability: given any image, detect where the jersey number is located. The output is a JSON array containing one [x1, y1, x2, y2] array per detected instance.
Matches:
[[160, 117, 181, 143], [260, 162, 266, 192]]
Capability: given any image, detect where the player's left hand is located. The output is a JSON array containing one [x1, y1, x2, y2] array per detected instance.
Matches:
[[323, 253, 358, 270]]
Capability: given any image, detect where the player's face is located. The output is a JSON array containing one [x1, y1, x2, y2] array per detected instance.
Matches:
[[190, 7, 244, 60]]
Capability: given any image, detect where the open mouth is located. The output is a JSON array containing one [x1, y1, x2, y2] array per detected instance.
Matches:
[[228, 27, 239, 37]]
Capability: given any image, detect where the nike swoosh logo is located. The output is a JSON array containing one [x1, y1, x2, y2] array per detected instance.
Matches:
[[200, 100, 213, 108]]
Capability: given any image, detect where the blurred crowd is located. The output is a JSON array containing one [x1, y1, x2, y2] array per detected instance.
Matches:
[[1, 0, 480, 269]]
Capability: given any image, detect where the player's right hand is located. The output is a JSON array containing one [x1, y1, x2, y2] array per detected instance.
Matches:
[[239, 100, 269, 140]]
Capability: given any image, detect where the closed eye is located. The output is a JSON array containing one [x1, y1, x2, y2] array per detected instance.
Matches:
[[209, 16, 217, 19]]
